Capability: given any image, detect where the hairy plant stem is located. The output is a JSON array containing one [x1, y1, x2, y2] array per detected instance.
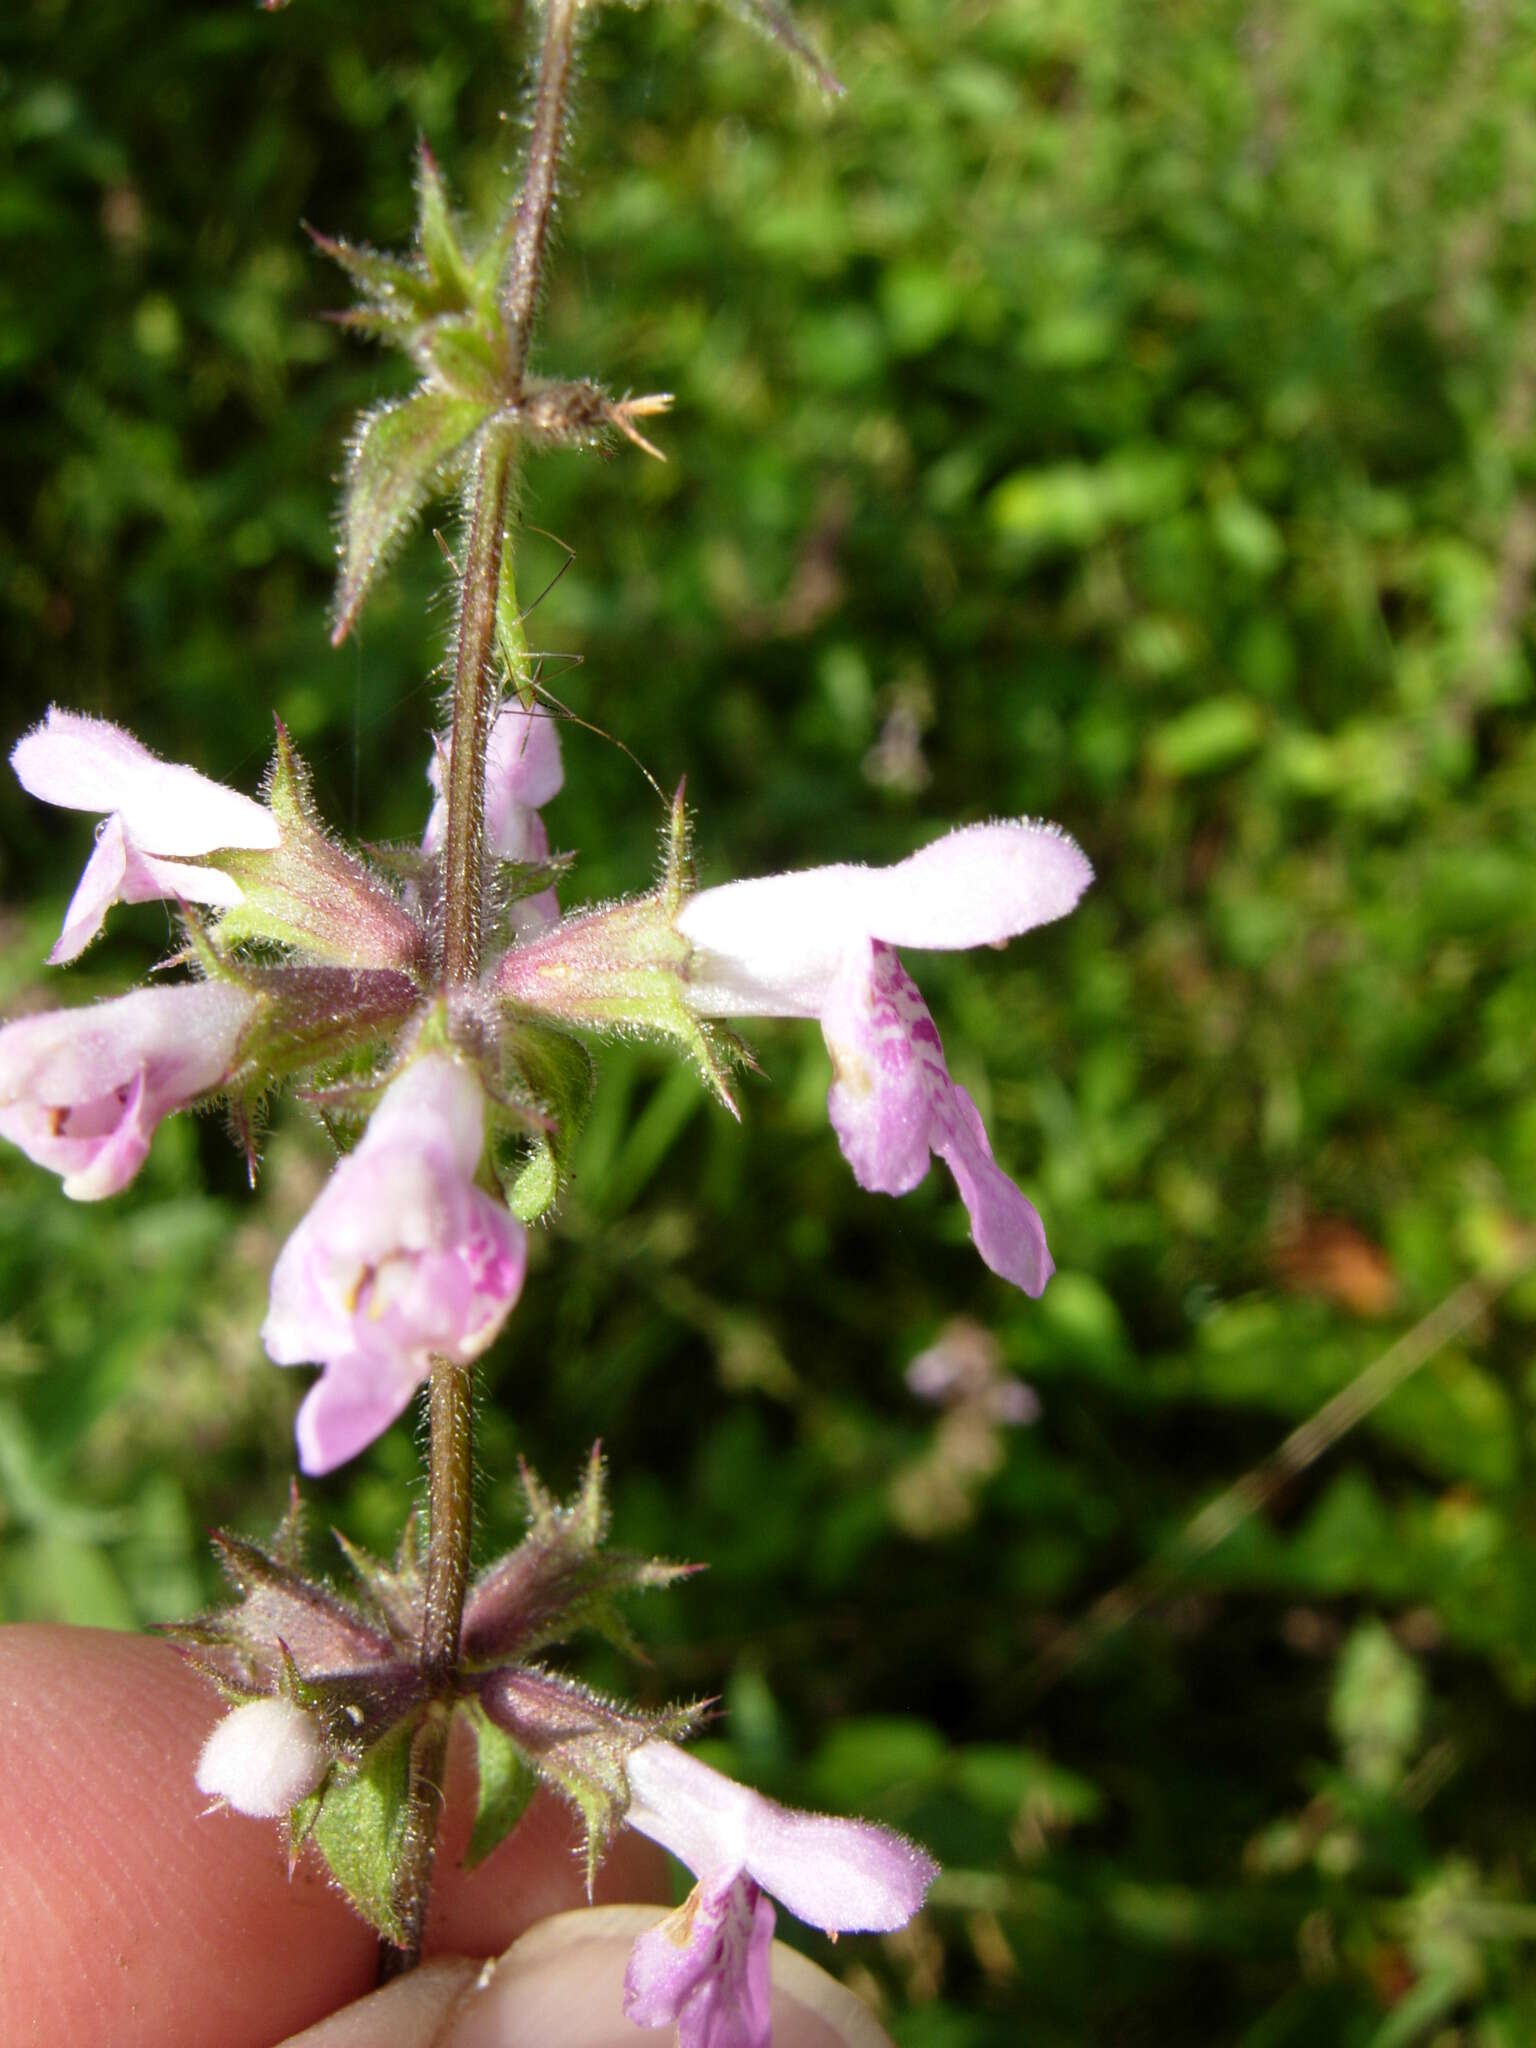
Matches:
[[382, 0, 581, 1985], [379, 1357, 477, 1977], [501, 0, 580, 386], [380, 434, 509, 1975], [440, 422, 516, 988]]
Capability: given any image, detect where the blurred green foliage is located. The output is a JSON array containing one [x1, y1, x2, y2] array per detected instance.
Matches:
[[4, 0, 1536, 2039]]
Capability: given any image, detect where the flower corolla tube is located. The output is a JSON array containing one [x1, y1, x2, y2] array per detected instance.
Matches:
[[262, 1053, 526, 1475], [676, 820, 1092, 1294], [621, 1740, 937, 2048]]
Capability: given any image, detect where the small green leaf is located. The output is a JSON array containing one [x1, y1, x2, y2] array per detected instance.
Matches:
[[1330, 1619, 1426, 1792], [464, 1703, 540, 1869], [333, 393, 487, 643], [494, 1020, 596, 1222], [311, 1719, 417, 1943]]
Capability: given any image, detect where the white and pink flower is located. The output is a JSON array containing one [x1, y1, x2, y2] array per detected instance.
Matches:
[[11, 708, 280, 963], [621, 1741, 936, 2048], [677, 820, 1091, 1294], [423, 701, 564, 934], [261, 1053, 526, 1476], [0, 980, 257, 1200]]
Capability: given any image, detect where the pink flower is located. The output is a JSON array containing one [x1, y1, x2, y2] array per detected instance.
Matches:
[[0, 981, 257, 1200], [261, 1053, 526, 1475], [11, 708, 280, 963], [622, 1742, 936, 2048], [423, 703, 563, 932], [677, 821, 1091, 1294]]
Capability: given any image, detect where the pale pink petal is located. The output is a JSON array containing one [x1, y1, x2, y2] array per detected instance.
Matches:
[[679, 820, 1090, 1019], [677, 865, 877, 1019], [55, 1067, 156, 1199], [624, 1743, 938, 1936], [930, 1082, 1051, 1296], [12, 708, 158, 810], [508, 813, 561, 938], [0, 981, 256, 1200], [624, 1875, 774, 2048], [626, 1741, 755, 1878], [484, 704, 564, 842], [739, 1807, 938, 1936], [50, 815, 131, 963], [262, 1055, 526, 1470], [422, 703, 564, 861], [820, 942, 934, 1196], [121, 851, 248, 911], [860, 820, 1090, 952], [11, 707, 277, 856], [294, 1358, 426, 1479], [824, 943, 1051, 1296]]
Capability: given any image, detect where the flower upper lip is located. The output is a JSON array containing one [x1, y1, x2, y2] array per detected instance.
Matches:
[[676, 818, 1092, 1018]]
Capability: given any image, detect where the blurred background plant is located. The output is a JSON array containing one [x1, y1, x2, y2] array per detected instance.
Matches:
[[3, 0, 1536, 2039]]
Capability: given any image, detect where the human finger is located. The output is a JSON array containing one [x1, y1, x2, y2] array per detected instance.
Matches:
[[280, 1905, 896, 2048], [0, 1625, 663, 2048]]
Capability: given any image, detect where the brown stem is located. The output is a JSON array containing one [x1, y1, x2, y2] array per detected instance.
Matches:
[[502, 0, 580, 389], [424, 1356, 476, 1677], [440, 423, 516, 986], [377, 1358, 477, 1979], [380, 0, 582, 1984], [377, 1707, 454, 1979]]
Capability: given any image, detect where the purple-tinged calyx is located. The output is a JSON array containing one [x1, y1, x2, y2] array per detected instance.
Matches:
[[215, 723, 425, 973], [0, 980, 258, 1199], [261, 1052, 526, 1475], [460, 1444, 695, 1669], [494, 790, 739, 1110], [621, 1741, 937, 2048], [676, 820, 1092, 1295], [11, 707, 280, 964]]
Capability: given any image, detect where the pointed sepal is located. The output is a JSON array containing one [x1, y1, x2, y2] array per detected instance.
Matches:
[[711, 0, 844, 97], [216, 724, 426, 970], [476, 1666, 705, 1891], [494, 796, 744, 1114], [332, 1518, 426, 1650], [167, 1522, 393, 1695], [460, 1447, 698, 1667], [463, 1700, 541, 1869]]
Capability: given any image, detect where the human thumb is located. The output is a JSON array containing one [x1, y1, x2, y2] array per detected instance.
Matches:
[[278, 1904, 894, 2047]]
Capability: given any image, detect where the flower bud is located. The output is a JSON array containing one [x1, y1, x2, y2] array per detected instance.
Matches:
[[195, 1697, 327, 1819]]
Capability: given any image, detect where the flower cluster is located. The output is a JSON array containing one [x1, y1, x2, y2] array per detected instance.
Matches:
[[180, 1449, 932, 2048], [2, 701, 1081, 2037], [1, 704, 1088, 1474]]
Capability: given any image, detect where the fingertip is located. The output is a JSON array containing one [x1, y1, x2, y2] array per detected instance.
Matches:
[[281, 1909, 894, 2048], [0, 1625, 377, 2048]]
